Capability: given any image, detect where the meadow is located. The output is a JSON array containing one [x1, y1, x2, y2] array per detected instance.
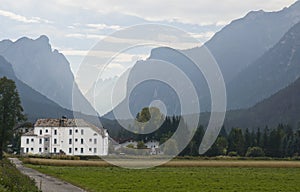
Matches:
[[26, 159, 300, 192]]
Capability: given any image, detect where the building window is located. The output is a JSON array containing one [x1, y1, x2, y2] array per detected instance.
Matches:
[[40, 129, 42, 135], [31, 138, 34, 142], [89, 138, 92, 142], [94, 139, 97, 144], [75, 148, 78, 151], [75, 129, 78, 133], [45, 129, 48, 133], [94, 148, 97, 153], [81, 139, 84, 144], [69, 148, 72, 154], [75, 138, 78, 142], [93, 133, 97, 136], [69, 129, 72, 135], [81, 129, 84, 135], [39, 148, 42, 152], [39, 139, 42, 144], [54, 129, 57, 135], [80, 148, 84, 153], [54, 138, 57, 144], [54, 148, 57, 153], [45, 138, 48, 142], [45, 147, 48, 151], [26, 148, 29, 153], [89, 148, 92, 152], [31, 148, 34, 151], [26, 138, 29, 144], [69, 139, 72, 144]]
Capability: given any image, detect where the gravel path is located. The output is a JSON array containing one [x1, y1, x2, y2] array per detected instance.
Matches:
[[9, 158, 86, 192]]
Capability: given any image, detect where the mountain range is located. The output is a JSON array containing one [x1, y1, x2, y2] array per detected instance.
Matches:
[[227, 21, 300, 109], [0, 36, 95, 115], [205, 1, 300, 82], [225, 74, 300, 130], [0, 55, 74, 122], [103, 1, 300, 119], [1, 1, 300, 132]]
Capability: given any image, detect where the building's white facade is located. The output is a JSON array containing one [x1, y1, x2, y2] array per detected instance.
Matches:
[[21, 118, 109, 156]]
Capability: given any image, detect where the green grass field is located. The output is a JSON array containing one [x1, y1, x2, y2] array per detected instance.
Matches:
[[27, 164, 300, 192]]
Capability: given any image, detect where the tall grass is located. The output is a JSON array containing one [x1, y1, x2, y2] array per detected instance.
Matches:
[[22, 158, 110, 167], [0, 159, 39, 192], [23, 157, 300, 168]]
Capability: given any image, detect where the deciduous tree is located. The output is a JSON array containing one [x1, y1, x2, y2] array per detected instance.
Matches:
[[0, 77, 25, 159]]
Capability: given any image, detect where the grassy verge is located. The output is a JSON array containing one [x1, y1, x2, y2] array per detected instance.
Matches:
[[26, 165, 300, 192], [0, 159, 39, 192]]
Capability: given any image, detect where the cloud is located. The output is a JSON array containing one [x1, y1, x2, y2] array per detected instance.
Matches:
[[65, 33, 86, 38], [0, 9, 52, 24], [50, 0, 297, 25], [86, 23, 122, 30], [189, 31, 215, 40], [61, 49, 89, 56], [61, 48, 148, 62], [106, 63, 125, 70], [66, 33, 107, 40], [32, 16, 53, 24], [0, 0, 297, 27]]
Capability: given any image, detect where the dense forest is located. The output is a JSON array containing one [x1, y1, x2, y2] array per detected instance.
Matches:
[[114, 110, 300, 157]]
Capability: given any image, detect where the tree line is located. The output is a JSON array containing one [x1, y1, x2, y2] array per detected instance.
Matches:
[[198, 124, 300, 158], [116, 110, 300, 158]]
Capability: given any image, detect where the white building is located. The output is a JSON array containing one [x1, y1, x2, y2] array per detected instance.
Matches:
[[20, 118, 109, 156], [145, 140, 160, 155]]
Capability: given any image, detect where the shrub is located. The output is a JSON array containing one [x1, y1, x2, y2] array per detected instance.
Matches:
[[228, 151, 238, 157], [246, 147, 265, 157], [126, 144, 135, 149], [137, 141, 147, 149]]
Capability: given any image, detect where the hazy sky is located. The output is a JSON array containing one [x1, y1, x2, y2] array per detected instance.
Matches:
[[0, 0, 297, 74]]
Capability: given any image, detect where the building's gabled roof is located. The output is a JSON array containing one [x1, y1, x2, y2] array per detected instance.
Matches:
[[22, 130, 37, 136], [114, 138, 135, 144], [13, 122, 34, 131], [34, 118, 107, 137]]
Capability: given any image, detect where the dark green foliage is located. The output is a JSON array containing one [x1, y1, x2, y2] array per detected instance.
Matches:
[[115, 115, 300, 157], [206, 136, 228, 156], [114, 104, 300, 158], [0, 77, 25, 159], [228, 151, 238, 157], [136, 107, 151, 123], [246, 147, 265, 157], [228, 128, 245, 156], [180, 125, 204, 156], [244, 128, 252, 151], [256, 128, 262, 147]]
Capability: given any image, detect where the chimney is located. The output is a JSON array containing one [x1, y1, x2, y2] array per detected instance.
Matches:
[[59, 116, 66, 127]]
